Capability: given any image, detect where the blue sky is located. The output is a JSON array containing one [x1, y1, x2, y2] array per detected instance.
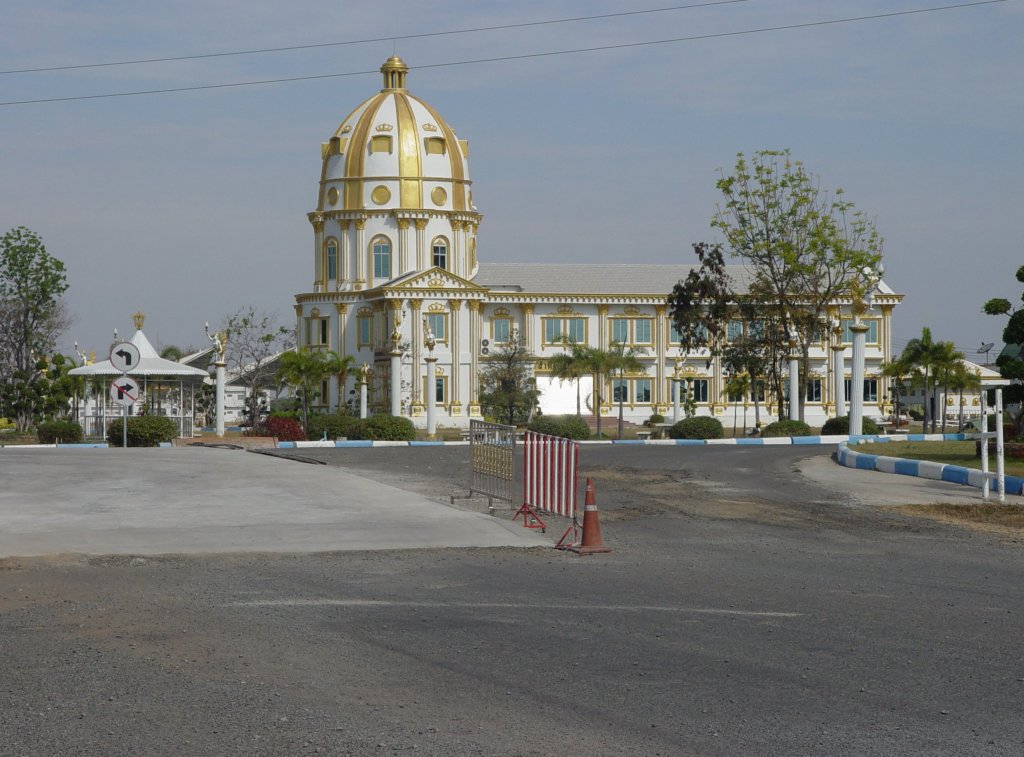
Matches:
[[2, 0, 1021, 362]]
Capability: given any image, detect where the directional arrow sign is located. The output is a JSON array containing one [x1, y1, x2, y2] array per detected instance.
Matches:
[[109, 341, 141, 373], [109, 376, 141, 407]]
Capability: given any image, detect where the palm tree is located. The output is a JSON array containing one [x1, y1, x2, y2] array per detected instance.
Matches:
[[930, 341, 963, 433], [278, 349, 352, 431], [946, 359, 981, 431], [900, 327, 936, 431], [581, 346, 613, 439], [605, 341, 648, 440], [159, 345, 184, 362], [880, 356, 916, 428], [548, 340, 591, 416]]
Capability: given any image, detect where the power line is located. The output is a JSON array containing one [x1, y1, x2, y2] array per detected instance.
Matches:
[[0, 0, 1008, 107], [0, 0, 753, 75]]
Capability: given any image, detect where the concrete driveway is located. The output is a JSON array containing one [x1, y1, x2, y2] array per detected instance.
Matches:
[[0, 447, 545, 557]]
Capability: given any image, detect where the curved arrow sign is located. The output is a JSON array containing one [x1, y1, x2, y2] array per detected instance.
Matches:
[[109, 376, 141, 407], [109, 341, 141, 373]]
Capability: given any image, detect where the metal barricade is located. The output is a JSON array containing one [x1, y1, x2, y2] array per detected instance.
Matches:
[[451, 420, 516, 510]]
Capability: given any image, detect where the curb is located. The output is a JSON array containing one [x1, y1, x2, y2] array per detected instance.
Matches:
[[835, 440, 1024, 496]]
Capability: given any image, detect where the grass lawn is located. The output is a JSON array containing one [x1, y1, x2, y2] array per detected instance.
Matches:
[[854, 441, 1024, 477]]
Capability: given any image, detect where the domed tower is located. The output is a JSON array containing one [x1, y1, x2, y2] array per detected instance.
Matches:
[[308, 56, 482, 291]]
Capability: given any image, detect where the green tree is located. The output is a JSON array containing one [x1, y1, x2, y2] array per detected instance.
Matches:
[[548, 340, 591, 416], [712, 150, 883, 421], [478, 330, 539, 426], [277, 348, 352, 431], [900, 327, 937, 431], [0, 227, 71, 431], [880, 355, 917, 428], [604, 341, 648, 440], [723, 371, 751, 437], [984, 264, 1024, 435], [946, 361, 982, 431], [222, 308, 293, 427], [930, 341, 964, 433], [159, 345, 185, 362]]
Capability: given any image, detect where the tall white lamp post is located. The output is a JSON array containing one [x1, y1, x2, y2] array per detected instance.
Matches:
[[205, 322, 227, 437], [424, 318, 438, 439], [830, 319, 846, 419], [849, 263, 884, 436], [787, 325, 800, 422], [389, 312, 403, 417]]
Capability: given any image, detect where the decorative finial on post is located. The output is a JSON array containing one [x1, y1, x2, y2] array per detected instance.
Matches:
[[132, 312, 145, 330]]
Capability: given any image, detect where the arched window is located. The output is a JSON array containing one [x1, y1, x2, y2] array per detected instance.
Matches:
[[372, 236, 392, 279], [432, 237, 448, 270], [326, 239, 338, 281]]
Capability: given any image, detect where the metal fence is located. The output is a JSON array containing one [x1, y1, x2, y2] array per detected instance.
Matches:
[[451, 420, 515, 509]]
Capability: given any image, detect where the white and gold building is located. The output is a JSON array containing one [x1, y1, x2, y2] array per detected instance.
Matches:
[[294, 57, 902, 428]]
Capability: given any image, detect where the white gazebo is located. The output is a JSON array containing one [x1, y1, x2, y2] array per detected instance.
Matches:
[[69, 314, 210, 438]]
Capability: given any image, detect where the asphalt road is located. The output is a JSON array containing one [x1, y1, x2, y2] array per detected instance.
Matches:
[[1, 444, 1022, 755]]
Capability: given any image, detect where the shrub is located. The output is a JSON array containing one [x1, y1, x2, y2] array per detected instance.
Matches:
[[908, 407, 923, 421], [820, 415, 879, 436], [248, 415, 305, 441], [648, 413, 665, 425], [668, 416, 724, 440], [268, 410, 301, 422], [306, 413, 362, 440], [37, 420, 83, 444], [356, 414, 416, 441], [527, 414, 591, 440], [106, 416, 179, 447], [761, 419, 813, 438]]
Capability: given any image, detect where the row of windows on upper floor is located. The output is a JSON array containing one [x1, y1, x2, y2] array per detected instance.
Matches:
[[304, 313, 883, 351], [322, 236, 450, 280], [604, 377, 882, 405]]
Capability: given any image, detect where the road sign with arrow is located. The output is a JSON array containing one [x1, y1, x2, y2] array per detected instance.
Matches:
[[109, 341, 141, 373], [109, 376, 141, 407]]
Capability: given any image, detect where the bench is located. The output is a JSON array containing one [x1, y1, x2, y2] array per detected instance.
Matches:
[[636, 429, 653, 440]]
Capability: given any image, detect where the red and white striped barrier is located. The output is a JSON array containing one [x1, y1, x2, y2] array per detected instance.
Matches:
[[514, 430, 579, 529]]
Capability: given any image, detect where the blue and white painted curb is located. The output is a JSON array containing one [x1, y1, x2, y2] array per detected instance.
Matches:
[[836, 440, 1023, 496]]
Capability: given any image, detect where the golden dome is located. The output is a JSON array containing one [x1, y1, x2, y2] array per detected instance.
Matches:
[[316, 58, 475, 215]]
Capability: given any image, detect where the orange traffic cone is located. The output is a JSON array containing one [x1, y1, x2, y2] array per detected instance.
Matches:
[[570, 478, 611, 555]]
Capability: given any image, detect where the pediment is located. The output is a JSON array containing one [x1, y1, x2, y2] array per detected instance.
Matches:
[[383, 267, 488, 293]]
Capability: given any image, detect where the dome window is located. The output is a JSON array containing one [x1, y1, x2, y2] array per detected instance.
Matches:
[[326, 239, 338, 281], [372, 236, 392, 279], [424, 137, 447, 156], [370, 135, 393, 154], [432, 238, 449, 270]]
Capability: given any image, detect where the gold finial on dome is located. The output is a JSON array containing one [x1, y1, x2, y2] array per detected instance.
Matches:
[[132, 311, 145, 330], [380, 55, 408, 91]]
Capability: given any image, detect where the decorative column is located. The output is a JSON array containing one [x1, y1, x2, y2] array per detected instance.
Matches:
[[409, 299, 423, 412], [312, 214, 324, 292], [389, 311, 403, 417], [340, 220, 351, 285], [449, 299, 462, 414], [358, 363, 369, 419], [354, 218, 366, 289], [655, 305, 666, 408], [396, 217, 410, 275], [468, 300, 482, 415], [424, 323, 438, 438], [451, 220, 463, 277], [850, 322, 869, 435], [414, 219, 428, 270], [831, 320, 846, 419], [788, 336, 800, 422], [672, 356, 682, 424], [521, 304, 535, 353], [335, 303, 348, 410], [205, 323, 227, 438], [293, 304, 303, 347]]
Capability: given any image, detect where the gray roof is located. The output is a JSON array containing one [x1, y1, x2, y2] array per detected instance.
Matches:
[[68, 329, 209, 381], [474, 263, 754, 295], [473, 263, 896, 298]]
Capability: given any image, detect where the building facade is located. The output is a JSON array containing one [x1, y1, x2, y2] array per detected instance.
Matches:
[[294, 57, 903, 429]]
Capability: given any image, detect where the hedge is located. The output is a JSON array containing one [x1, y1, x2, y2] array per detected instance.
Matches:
[[760, 419, 812, 438], [526, 414, 591, 440], [355, 415, 416, 441], [820, 415, 880, 436], [106, 416, 179, 447], [668, 416, 724, 440], [37, 420, 83, 444], [306, 413, 362, 441], [247, 416, 305, 441]]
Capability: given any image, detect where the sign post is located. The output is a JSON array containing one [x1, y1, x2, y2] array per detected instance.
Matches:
[[109, 342, 141, 448]]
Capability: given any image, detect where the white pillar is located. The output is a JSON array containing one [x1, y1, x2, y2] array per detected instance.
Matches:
[[672, 380, 680, 424], [832, 344, 846, 418], [426, 355, 438, 438], [850, 322, 869, 435], [359, 380, 368, 419], [214, 359, 226, 437], [995, 388, 1005, 503], [390, 350, 402, 416], [788, 355, 800, 422]]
